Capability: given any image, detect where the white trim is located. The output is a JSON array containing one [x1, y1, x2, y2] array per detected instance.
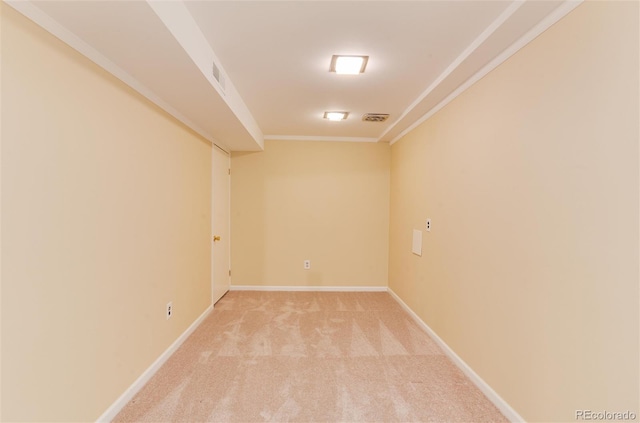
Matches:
[[386, 288, 525, 423], [4, 0, 217, 146], [95, 305, 213, 423], [210, 145, 215, 307], [146, 0, 264, 150], [389, 0, 582, 146], [211, 146, 231, 305], [213, 142, 230, 155], [379, 0, 525, 143], [227, 151, 231, 294], [263, 135, 378, 143], [230, 285, 387, 292]]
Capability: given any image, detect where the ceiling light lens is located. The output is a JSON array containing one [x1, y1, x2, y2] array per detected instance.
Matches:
[[326, 112, 345, 121], [336, 57, 363, 74], [331, 55, 368, 74], [324, 112, 348, 121]]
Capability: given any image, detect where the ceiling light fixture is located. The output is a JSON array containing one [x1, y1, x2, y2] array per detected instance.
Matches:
[[324, 111, 349, 121], [330, 55, 368, 75]]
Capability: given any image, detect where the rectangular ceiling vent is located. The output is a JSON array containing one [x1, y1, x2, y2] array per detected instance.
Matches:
[[362, 113, 389, 122], [212, 61, 226, 93]]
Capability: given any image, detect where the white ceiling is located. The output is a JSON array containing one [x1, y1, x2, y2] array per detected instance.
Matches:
[[9, 0, 580, 151]]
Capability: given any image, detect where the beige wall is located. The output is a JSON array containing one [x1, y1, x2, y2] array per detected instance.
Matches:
[[1, 5, 211, 421], [231, 140, 389, 288], [389, 2, 639, 422]]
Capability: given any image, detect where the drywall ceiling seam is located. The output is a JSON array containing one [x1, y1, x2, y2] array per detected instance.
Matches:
[[377, 0, 526, 143], [4, 0, 218, 146], [146, 0, 264, 150], [388, 0, 584, 146]]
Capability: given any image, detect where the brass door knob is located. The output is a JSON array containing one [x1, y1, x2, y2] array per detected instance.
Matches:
[[213, 235, 221, 242]]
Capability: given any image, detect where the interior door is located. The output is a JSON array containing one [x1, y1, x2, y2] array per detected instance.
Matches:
[[212, 144, 230, 305]]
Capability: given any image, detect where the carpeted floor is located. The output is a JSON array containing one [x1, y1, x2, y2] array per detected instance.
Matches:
[[114, 291, 507, 422]]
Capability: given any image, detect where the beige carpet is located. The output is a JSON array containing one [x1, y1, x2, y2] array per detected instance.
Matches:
[[114, 291, 507, 422]]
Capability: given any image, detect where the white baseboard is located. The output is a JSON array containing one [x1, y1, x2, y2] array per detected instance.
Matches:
[[95, 305, 213, 422], [230, 285, 387, 292], [387, 288, 525, 423]]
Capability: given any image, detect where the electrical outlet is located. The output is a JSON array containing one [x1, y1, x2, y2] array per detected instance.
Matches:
[[304, 260, 311, 270], [166, 302, 173, 320], [426, 219, 431, 232]]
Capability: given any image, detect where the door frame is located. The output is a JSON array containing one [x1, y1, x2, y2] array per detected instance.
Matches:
[[211, 142, 231, 306]]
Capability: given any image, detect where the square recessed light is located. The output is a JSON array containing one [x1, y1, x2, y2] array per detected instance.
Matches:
[[324, 111, 349, 121], [330, 55, 368, 75]]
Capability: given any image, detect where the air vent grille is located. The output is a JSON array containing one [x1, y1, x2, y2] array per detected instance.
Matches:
[[212, 61, 226, 92], [362, 113, 389, 122]]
